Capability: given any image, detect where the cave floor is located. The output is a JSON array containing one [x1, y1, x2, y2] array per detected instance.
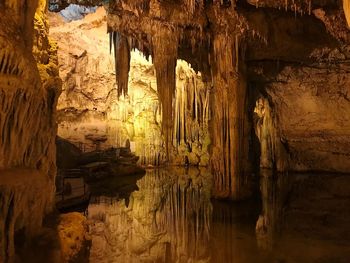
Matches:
[[74, 167, 350, 263]]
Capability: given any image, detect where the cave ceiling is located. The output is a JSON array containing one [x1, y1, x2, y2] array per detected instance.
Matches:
[[49, 0, 350, 66]]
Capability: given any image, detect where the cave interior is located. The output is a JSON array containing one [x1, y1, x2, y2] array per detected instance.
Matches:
[[0, 0, 350, 262]]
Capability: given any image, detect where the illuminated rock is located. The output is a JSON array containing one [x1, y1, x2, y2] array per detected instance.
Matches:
[[51, 8, 210, 167], [0, 0, 60, 260]]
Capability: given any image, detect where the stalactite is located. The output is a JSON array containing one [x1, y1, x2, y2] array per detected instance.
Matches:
[[170, 61, 211, 166], [152, 29, 178, 159], [109, 31, 131, 97]]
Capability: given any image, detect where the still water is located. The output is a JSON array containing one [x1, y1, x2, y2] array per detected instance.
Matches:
[[86, 168, 350, 263]]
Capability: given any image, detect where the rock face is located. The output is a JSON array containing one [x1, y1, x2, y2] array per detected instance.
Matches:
[[0, 0, 60, 261], [0, 169, 54, 262], [252, 63, 350, 172], [50, 8, 210, 166]]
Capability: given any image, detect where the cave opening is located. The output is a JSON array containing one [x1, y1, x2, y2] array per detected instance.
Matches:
[[1, 0, 350, 262]]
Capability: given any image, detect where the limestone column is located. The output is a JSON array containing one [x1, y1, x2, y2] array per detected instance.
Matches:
[[210, 33, 250, 200]]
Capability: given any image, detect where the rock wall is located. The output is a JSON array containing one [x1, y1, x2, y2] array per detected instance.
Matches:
[[0, 0, 60, 261], [50, 8, 210, 166], [252, 62, 350, 173]]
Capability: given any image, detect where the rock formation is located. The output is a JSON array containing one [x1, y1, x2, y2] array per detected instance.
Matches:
[[50, 9, 210, 167], [0, 0, 350, 260], [0, 0, 60, 261], [46, 0, 350, 200]]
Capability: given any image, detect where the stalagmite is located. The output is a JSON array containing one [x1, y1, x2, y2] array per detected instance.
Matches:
[[254, 97, 288, 171]]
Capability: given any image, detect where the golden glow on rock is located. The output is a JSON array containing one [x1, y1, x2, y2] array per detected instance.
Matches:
[[344, 0, 350, 27], [58, 212, 87, 262]]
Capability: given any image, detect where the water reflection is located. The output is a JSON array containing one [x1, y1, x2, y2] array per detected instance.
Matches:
[[86, 168, 350, 263], [256, 169, 291, 250], [87, 167, 212, 263]]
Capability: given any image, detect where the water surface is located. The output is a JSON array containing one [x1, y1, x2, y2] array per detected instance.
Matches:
[[86, 168, 350, 263]]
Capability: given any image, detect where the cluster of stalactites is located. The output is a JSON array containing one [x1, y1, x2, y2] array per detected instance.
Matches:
[[109, 31, 131, 97], [173, 73, 210, 148], [182, 0, 238, 15], [109, 0, 150, 13], [250, 0, 313, 15], [184, 0, 203, 14]]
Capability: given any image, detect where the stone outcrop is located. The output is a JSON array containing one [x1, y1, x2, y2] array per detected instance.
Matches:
[[0, 169, 53, 262], [58, 212, 88, 262], [0, 0, 60, 261]]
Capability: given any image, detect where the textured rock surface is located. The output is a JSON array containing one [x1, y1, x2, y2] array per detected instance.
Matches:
[[58, 212, 88, 262], [0, 169, 53, 262], [252, 63, 350, 172], [0, 0, 60, 261]]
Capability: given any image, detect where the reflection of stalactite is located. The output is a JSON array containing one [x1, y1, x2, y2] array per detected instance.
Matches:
[[210, 33, 250, 200], [256, 170, 291, 250], [159, 170, 212, 261], [88, 168, 212, 262], [210, 199, 260, 263], [148, 168, 212, 261], [109, 31, 131, 97], [152, 29, 178, 159]]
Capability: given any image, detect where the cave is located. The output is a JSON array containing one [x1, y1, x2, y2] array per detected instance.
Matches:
[[1, 0, 350, 262]]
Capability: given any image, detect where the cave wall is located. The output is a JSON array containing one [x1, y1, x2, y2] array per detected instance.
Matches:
[[252, 62, 350, 173], [51, 8, 210, 166], [0, 0, 60, 261]]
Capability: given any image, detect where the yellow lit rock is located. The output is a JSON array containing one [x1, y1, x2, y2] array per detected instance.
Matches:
[[57, 212, 87, 262], [344, 0, 350, 27]]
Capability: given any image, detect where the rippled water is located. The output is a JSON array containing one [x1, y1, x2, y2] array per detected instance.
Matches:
[[85, 168, 350, 263]]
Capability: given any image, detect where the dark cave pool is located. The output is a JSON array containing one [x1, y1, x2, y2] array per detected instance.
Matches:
[[84, 167, 350, 263]]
